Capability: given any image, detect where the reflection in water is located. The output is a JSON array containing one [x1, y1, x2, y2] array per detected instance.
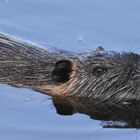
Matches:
[[52, 96, 140, 128]]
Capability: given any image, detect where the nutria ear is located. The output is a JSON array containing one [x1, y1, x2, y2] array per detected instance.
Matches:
[[52, 60, 72, 83], [96, 46, 105, 52], [52, 97, 74, 115]]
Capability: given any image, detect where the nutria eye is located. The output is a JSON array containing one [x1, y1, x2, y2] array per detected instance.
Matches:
[[52, 60, 72, 83], [92, 66, 107, 76]]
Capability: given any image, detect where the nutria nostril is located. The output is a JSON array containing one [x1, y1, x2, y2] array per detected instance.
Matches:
[[52, 60, 73, 83]]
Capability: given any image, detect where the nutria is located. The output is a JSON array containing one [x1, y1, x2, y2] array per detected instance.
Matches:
[[0, 33, 140, 128], [0, 33, 139, 102]]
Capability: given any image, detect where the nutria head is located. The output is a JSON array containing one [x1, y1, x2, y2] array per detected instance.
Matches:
[[39, 51, 140, 105], [0, 34, 140, 105], [0, 34, 140, 128]]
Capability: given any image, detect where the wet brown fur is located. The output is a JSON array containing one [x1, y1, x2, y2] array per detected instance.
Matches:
[[0, 33, 140, 128], [0, 33, 78, 96], [0, 33, 140, 104]]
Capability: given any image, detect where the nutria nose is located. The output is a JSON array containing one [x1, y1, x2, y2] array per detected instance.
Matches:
[[52, 60, 73, 83]]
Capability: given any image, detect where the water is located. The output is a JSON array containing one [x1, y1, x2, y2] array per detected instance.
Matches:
[[0, 0, 140, 139]]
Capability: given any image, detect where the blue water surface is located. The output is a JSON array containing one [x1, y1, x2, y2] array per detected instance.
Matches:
[[0, 0, 140, 140]]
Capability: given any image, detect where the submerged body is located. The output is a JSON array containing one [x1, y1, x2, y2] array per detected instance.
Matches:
[[0, 33, 140, 103]]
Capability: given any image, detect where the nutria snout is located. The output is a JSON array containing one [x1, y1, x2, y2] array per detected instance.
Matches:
[[52, 60, 73, 83]]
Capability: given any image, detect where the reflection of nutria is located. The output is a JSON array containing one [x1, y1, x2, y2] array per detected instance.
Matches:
[[52, 96, 140, 128], [0, 33, 140, 105]]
